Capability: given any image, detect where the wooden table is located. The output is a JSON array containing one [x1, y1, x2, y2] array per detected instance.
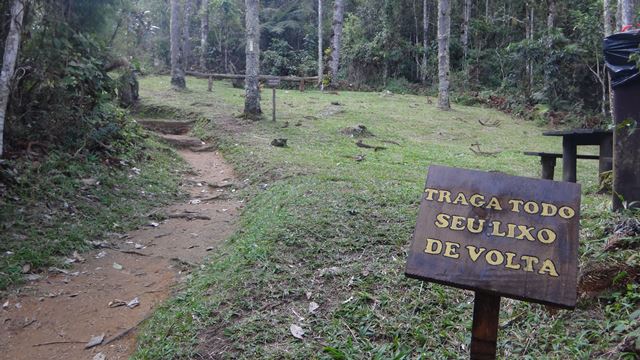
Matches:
[[543, 129, 613, 183]]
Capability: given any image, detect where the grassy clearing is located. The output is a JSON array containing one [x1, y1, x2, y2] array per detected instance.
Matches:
[[133, 76, 638, 359], [0, 124, 186, 291]]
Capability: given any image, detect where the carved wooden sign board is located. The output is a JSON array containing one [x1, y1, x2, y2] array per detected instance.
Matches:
[[267, 79, 281, 87], [405, 165, 581, 309]]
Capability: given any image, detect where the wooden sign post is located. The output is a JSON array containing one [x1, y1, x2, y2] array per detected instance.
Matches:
[[267, 78, 281, 122], [406, 165, 581, 358]]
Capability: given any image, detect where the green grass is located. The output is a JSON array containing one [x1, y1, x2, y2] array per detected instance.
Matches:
[[0, 126, 186, 291], [132, 76, 639, 359]]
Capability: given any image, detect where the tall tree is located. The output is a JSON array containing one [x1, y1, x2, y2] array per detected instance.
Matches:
[[244, 0, 261, 118], [170, 0, 186, 89], [604, 0, 613, 118], [437, 0, 451, 110], [544, 0, 557, 103], [0, 0, 26, 157], [200, 0, 209, 70], [422, 0, 429, 84], [619, 0, 637, 26], [547, 0, 557, 29], [329, 0, 344, 88], [183, 0, 194, 68], [318, 0, 323, 87], [604, 0, 614, 36], [526, 1, 535, 94], [461, 0, 471, 61]]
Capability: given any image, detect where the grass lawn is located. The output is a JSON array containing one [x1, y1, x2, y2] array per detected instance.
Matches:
[[133, 76, 639, 359]]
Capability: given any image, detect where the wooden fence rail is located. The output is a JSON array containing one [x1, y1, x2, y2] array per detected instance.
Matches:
[[186, 71, 318, 82]]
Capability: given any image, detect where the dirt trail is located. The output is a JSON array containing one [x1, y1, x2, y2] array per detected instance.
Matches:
[[0, 130, 241, 360]]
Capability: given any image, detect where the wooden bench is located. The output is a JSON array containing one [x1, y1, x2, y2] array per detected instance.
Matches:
[[524, 152, 602, 180]]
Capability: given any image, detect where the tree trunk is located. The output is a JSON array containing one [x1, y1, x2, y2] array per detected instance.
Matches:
[[422, 0, 429, 84], [329, 0, 345, 88], [0, 0, 25, 157], [485, 0, 490, 20], [318, 0, 323, 86], [461, 0, 471, 61], [244, 0, 261, 118], [183, 0, 193, 69], [604, 0, 613, 36], [526, 1, 534, 95], [200, 0, 209, 70], [605, 0, 613, 119], [170, 0, 186, 89], [544, 0, 556, 104], [619, 0, 636, 27], [547, 0, 556, 29], [437, 0, 451, 110]]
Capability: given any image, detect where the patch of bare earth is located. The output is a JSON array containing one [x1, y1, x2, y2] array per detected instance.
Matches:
[[0, 125, 242, 360]]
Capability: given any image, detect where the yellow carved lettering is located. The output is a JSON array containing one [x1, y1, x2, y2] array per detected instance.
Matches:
[[467, 218, 485, 234], [559, 206, 576, 219], [485, 250, 505, 265], [451, 216, 466, 231], [466, 246, 486, 262], [435, 213, 450, 228], [487, 197, 503, 210], [470, 194, 485, 207], [524, 201, 540, 214], [424, 238, 443, 255], [443, 241, 461, 259], [453, 192, 469, 205], [516, 225, 536, 241], [537, 228, 557, 244], [538, 259, 559, 277], [504, 252, 521, 270], [424, 188, 439, 201], [509, 199, 524, 212], [521, 255, 539, 272], [438, 190, 452, 203], [490, 221, 506, 236], [541, 203, 558, 217]]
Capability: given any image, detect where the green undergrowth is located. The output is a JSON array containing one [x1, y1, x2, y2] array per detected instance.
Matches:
[[0, 120, 185, 291], [133, 76, 639, 359]]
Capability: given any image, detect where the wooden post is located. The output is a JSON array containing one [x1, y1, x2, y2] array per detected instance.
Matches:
[[541, 156, 557, 180], [562, 137, 577, 183], [207, 76, 213, 92], [470, 292, 500, 360], [299, 79, 305, 92], [272, 87, 276, 122]]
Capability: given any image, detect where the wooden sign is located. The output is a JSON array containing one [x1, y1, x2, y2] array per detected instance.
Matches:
[[405, 165, 581, 309], [267, 78, 281, 87]]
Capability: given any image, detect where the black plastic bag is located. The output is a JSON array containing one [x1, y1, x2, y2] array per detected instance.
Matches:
[[604, 30, 640, 88]]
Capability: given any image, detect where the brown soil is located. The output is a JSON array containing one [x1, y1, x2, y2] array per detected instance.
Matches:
[[0, 133, 241, 360]]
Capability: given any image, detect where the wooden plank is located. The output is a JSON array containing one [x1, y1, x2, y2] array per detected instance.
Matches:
[[523, 152, 600, 160], [405, 165, 581, 308], [267, 79, 281, 87]]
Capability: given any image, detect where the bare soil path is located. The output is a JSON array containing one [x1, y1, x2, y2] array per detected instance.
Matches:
[[0, 129, 241, 360]]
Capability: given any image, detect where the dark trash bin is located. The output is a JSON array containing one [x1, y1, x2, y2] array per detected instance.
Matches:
[[604, 30, 640, 210]]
